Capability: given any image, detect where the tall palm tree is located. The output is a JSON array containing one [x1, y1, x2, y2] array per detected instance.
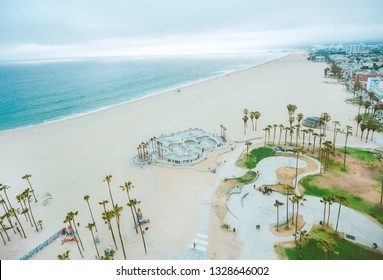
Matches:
[[322, 141, 333, 171], [295, 124, 300, 146], [245, 141, 252, 158], [8, 208, 27, 238], [104, 175, 115, 209], [250, 112, 255, 131], [285, 185, 294, 229], [267, 125, 272, 145], [128, 198, 147, 255], [272, 124, 278, 145], [335, 195, 347, 233], [363, 101, 371, 122], [320, 196, 328, 228], [320, 112, 331, 136], [113, 204, 127, 259], [63, 214, 83, 258], [0, 184, 13, 209], [278, 124, 284, 146], [343, 126, 352, 169], [294, 194, 306, 240], [288, 117, 295, 144], [254, 111, 261, 131], [287, 104, 297, 119], [242, 114, 249, 135], [120, 181, 138, 233], [16, 194, 29, 223], [0, 199, 16, 234], [22, 174, 38, 202], [294, 148, 305, 189], [307, 129, 314, 151], [284, 126, 289, 145], [102, 209, 118, 249], [332, 121, 341, 155], [360, 123, 367, 141], [326, 196, 334, 226], [0, 217, 11, 242], [274, 200, 284, 231], [355, 114, 363, 137], [86, 222, 100, 259], [263, 128, 268, 147], [57, 250, 70, 260], [84, 195, 98, 232], [289, 195, 297, 225], [296, 113, 304, 140], [19, 191, 33, 227], [69, 211, 84, 250], [24, 189, 39, 232], [301, 129, 308, 149]]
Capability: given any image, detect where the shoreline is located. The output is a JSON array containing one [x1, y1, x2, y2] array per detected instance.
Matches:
[[0, 52, 288, 134]]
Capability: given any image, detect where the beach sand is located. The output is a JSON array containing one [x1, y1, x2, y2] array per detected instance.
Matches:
[[1, 52, 381, 260]]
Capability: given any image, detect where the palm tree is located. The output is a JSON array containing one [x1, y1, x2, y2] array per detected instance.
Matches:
[[128, 198, 147, 255], [245, 141, 252, 157], [312, 133, 319, 153], [272, 124, 278, 145], [335, 195, 346, 233], [16, 194, 29, 223], [326, 196, 334, 226], [318, 239, 335, 260], [0, 184, 13, 209], [320, 197, 328, 228], [0, 199, 16, 234], [284, 126, 289, 145], [120, 181, 138, 233], [8, 208, 27, 238], [301, 129, 308, 149], [249, 112, 255, 131], [267, 125, 272, 144], [285, 184, 294, 229], [289, 195, 297, 225], [322, 141, 333, 171], [287, 104, 297, 119], [254, 111, 261, 131], [102, 248, 116, 260], [355, 114, 363, 137], [295, 124, 300, 147], [0, 217, 11, 242], [343, 126, 352, 169], [84, 195, 98, 232], [104, 175, 115, 209], [57, 250, 70, 260], [63, 214, 83, 258], [332, 121, 341, 155], [363, 101, 371, 122], [22, 174, 38, 202], [263, 128, 268, 147], [113, 204, 127, 259], [307, 129, 314, 151], [24, 189, 39, 232], [86, 222, 100, 259], [360, 123, 367, 141], [274, 200, 284, 231], [320, 112, 331, 136], [288, 117, 295, 144], [69, 211, 84, 250], [102, 209, 118, 249], [294, 194, 306, 239], [297, 113, 304, 139], [278, 124, 284, 146], [242, 114, 249, 134], [294, 148, 305, 189], [18, 191, 33, 227]]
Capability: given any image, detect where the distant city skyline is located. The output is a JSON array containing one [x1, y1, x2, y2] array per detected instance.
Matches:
[[1, 0, 383, 60]]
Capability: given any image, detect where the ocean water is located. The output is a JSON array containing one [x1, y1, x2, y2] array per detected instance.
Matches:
[[0, 52, 287, 131]]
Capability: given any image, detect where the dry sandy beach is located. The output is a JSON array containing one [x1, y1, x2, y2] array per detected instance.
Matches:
[[0, 52, 381, 260]]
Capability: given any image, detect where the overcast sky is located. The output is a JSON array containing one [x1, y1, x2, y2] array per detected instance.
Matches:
[[1, 0, 383, 60]]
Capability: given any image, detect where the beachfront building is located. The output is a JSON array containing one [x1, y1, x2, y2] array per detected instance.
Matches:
[[302, 117, 321, 128]]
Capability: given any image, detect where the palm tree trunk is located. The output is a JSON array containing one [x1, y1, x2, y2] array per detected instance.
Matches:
[[108, 220, 118, 249], [0, 230, 6, 245], [27, 199, 39, 232], [1, 224, 10, 241], [13, 211, 27, 238], [72, 218, 84, 250], [23, 200, 34, 227], [90, 228, 100, 259], [116, 219, 127, 259], [86, 202, 98, 232], [335, 204, 342, 232], [294, 203, 300, 240], [69, 221, 83, 258]]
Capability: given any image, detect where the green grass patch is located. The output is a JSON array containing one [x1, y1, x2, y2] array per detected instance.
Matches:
[[279, 226, 383, 260], [345, 147, 380, 163], [233, 171, 258, 184], [301, 176, 383, 225], [236, 147, 275, 169]]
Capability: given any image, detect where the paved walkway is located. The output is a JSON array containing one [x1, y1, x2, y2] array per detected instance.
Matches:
[[182, 145, 383, 260]]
